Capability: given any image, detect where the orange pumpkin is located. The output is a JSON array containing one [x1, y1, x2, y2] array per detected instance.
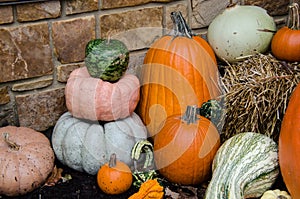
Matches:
[[153, 105, 220, 185], [138, 11, 221, 137], [0, 126, 55, 196], [65, 67, 140, 121], [279, 82, 300, 198], [271, 3, 300, 62], [97, 153, 133, 195]]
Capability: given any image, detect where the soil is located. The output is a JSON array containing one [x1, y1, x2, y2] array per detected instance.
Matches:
[[0, 127, 288, 199]]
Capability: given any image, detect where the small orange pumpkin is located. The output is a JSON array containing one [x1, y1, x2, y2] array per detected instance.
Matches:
[[97, 153, 133, 195], [279, 82, 300, 199], [153, 105, 220, 185], [138, 11, 221, 138], [271, 3, 300, 62], [65, 67, 140, 121]]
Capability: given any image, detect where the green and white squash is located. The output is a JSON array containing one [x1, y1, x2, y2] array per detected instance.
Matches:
[[52, 112, 147, 175], [204, 132, 279, 199], [85, 38, 129, 82]]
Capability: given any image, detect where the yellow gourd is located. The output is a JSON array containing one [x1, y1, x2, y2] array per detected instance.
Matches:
[[128, 179, 164, 199]]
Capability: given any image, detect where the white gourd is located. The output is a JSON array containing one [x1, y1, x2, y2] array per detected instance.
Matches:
[[207, 4, 276, 63], [261, 189, 292, 199], [205, 132, 279, 199], [52, 112, 147, 175]]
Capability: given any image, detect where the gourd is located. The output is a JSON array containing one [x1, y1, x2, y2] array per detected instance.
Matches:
[[279, 82, 300, 198], [97, 153, 133, 195], [154, 105, 220, 185], [271, 3, 300, 62], [138, 11, 221, 137], [128, 179, 164, 199], [204, 132, 279, 199], [207, 4, 276, 63], [85, 38, 129, 82], [51, 111, 147, 175], [261, 189, 291, 199], [0, 126, 55, 196], [65, 67, 140, 121]]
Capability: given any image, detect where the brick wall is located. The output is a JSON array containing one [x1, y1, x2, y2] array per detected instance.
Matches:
[[0, 0, 293, 131]]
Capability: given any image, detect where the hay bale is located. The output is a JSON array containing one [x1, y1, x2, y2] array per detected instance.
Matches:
[[220, 53, 300, 142]]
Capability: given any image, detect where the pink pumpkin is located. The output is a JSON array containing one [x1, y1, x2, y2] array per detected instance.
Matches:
[[65, 67, 140, 121]]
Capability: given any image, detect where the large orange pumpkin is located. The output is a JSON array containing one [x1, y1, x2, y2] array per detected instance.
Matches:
[[65, 67, 140, 121], [279, 82, 300, 198], [271, 3, 300, 62], [0, 126, 55, 196], [154, 105, 220, 185], [138, 11, 221, 137]]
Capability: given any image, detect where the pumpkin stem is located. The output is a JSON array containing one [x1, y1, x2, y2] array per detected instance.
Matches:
[[3, 132, 20, 151], [170, 11, 193, 38], [108, 153, 117, 168], [287, 2, 299, 30], [181, 105, 199, 124]]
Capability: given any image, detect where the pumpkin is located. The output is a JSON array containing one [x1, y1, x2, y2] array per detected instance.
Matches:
[[51, 111, 147, 175], [85, 38, 129, 82], [138, 11, 221, 137], [154, 105, 220, 185], [128, 179, 164, 199], [261, 189, 291, 199], [65, 66, 140, 121], [271, 3, 300, 62], [0, 126, 55, 196], [207, 4, 276, 63], [279, 82, 300, 198], [97, 153, 133, 195], [204, 132, 279, 199]]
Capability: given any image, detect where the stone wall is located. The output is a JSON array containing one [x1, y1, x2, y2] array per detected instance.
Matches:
[[0, 0, 294, 131]]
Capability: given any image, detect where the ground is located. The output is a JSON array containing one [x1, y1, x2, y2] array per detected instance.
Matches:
[[0, 127, 288, 199]]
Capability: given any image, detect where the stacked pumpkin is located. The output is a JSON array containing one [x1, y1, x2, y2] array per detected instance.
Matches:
[[52, 38, 148, 194]]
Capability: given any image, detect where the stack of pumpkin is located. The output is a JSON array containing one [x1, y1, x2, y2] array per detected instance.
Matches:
[[51, 38, 150, 194]]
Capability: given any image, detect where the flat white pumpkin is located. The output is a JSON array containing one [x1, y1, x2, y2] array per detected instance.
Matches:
[[52, 112, 147, 175]]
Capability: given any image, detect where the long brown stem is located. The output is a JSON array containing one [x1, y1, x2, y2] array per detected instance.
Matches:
[[108, 153, 117, 168], [287, 3, 300, 30]]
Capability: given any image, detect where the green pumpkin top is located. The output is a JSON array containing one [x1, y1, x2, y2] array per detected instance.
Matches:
[[85, 38, 129, 82]]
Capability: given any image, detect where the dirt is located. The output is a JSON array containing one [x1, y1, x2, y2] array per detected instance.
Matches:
[[0, 127, 288, 199]]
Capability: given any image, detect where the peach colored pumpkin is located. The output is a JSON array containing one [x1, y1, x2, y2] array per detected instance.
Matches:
[[0, 126, 55, 196], [65, 67, 140, 121]]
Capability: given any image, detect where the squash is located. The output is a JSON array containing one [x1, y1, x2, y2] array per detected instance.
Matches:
[[65, 67, 140, 121], [207, 4, 276, 63], [85, 38, 129, 82], [271, 3, 300, 62], [138, 11, 221, 137], [128, 179, 164, 199], [154, 105, 220, 185], [261, 189, 291, 199], [0, 126, 55, 196], [279, 82, 300, 198], [51, 111, 147, 175], [204, 132, 279, 199], [97, 153, 133, 195]]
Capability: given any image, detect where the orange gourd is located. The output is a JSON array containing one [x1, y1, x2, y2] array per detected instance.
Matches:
[[153, 105, 220, 185], [65, 67, 140, 121], [97, 153, 133, 195], [128, 179, 164, 199], [271, 3, 300, 62], [0, 126, 55, 196], [138, 11, 221, 137], [279, 82, 300, 198]]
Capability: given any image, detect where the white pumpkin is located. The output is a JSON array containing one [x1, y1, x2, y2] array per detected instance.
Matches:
[[261, 189, 291, 199], [52, 112, 147, 175], [207, 4, 276, 63]]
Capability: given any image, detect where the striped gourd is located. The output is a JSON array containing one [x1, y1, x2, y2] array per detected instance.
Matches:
[[205, 132, 279, 199]]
